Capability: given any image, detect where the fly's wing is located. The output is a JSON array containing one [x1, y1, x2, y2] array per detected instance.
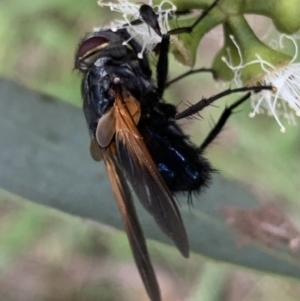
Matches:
[[96, 107, 116, 148], [95, 98, 140, 148], [101, 147, 161, 301], [90, 138, 103, 161], [114, 94, 189, 258]]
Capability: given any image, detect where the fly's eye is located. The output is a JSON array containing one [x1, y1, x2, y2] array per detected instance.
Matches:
[[78, 36, 109, 59]]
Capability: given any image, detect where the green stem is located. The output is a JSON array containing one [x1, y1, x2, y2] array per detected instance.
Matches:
[[227, 15, 291, 83], [244, 0, 300, 33]]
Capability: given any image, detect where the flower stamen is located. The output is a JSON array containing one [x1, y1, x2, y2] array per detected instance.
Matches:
[[97, 0, 176, 58], [222, 34, 300, 131]]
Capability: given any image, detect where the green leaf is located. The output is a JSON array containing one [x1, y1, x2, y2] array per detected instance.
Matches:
[[1, 78, 300, 280]]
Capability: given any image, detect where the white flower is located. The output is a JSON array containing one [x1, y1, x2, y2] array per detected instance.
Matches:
[[97, 0, 176, 58], [223, 34, 300, 132]]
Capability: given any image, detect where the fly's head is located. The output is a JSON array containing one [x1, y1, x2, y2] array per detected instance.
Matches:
[[75, 29, 139, 73]]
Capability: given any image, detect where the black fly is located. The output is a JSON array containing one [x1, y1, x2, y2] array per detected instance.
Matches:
[[75, 2, 271, 300]]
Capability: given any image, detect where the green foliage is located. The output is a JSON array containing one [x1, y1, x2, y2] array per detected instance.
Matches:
[[0, 0, 105, 105], [1, 79, 300, 280], [0, 0, 300, 299]]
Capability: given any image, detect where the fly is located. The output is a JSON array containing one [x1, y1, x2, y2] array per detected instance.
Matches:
[[75, 2, 271, 300]]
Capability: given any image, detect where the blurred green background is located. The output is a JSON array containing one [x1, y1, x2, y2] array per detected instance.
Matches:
[[0, 0, 300, 300]]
